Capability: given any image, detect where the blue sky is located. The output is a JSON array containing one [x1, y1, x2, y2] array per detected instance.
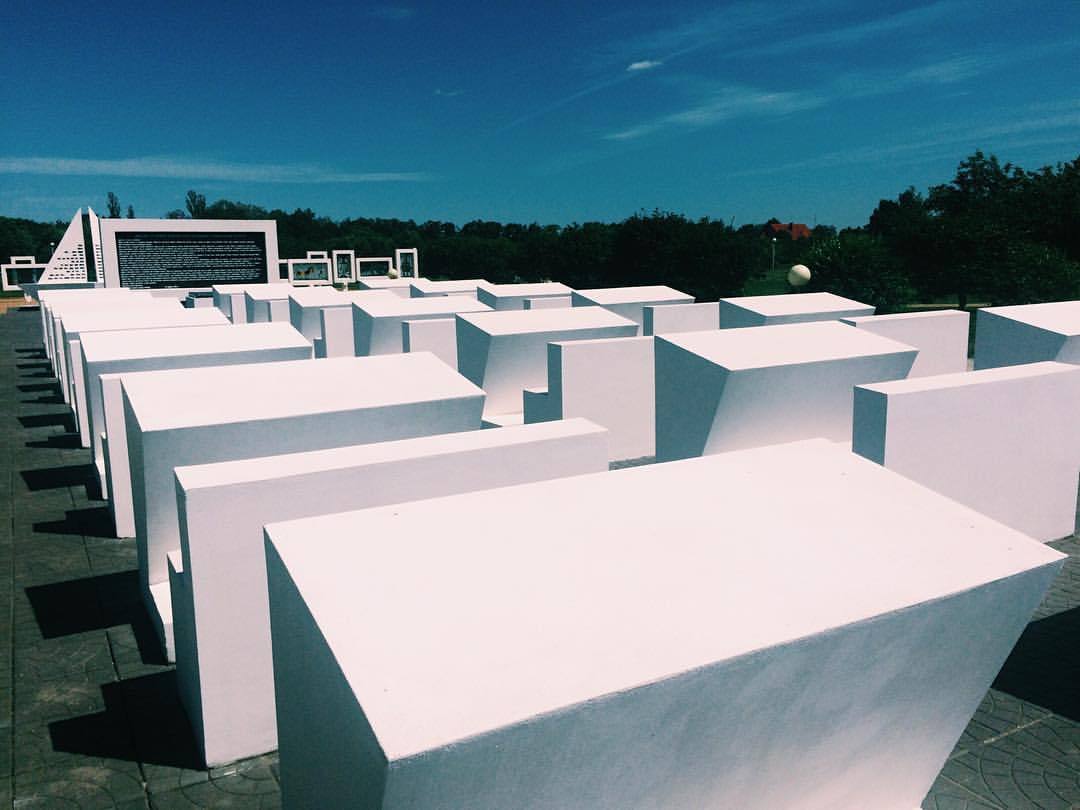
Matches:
[[1, 0, 1077, 227]]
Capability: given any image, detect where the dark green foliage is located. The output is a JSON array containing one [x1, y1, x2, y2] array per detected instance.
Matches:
[[805, 233, 914, 313], [0, 216, 66, 264]]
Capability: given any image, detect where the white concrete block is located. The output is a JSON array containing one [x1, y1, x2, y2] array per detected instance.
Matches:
[[477, 281, 574, 311], [527, 336, 655, 461], [719, 292, 874, 328], [643, 301, 720, 335], [289, 289, 395, 346], [244, 286, 292, 323], [854, 361, 1080, 541], [456, 307, 638, 417], [38, 288, 144, 365], [81, 323, 312, 505], [63, 307, 228, 435], [353, 297, 490, 356], [571, 285, 694, 334], [842, 310, 969, 377], [173, 418, 608, 766], [122, 353, 485, 659], [320, 306, 354, 358], [522, 296, 571, 310], [973, 301, 1080, 370], [102, 374, 135, 537], [402, 318, 457, 369], [356, 276, 422, 298], [655, 322, 916, 461], [409, 278, 485, 298], [266, 438, 1063, 810]]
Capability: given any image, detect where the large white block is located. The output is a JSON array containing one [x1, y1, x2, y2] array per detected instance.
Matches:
[[402, 318, 457, 369], [655, 322, 916, 461], [842, 309, 969, 376], [62, 307, 227, 429], [244, 286, 292, 323], [81, 323, 312, 505], [356, 276, 423, 298], [409, 278, 485, 298], [973, 300, 1080, 369], [352, 296, 490, 356], [174, 418, 608, 766], [522, 296, 571, 310], [456, 307, 638, 417], [39, 288, 144, 363], [571, 285, 694, 334], [288, 288, 394, 345], [854, 361, 1080, 541], [266, 439, 1063, 810], [477, 281, 574, 311], [719, 292, 874, 328], [643, 301, 720, 335], [122, 353, 485, 659], [526, 336, 655, 461]]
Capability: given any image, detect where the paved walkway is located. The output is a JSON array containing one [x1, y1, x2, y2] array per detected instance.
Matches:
[[1, 305, 1077, 808]]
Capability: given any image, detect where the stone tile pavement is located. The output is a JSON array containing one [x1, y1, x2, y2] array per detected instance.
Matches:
[[0, 305, 1077, 808]]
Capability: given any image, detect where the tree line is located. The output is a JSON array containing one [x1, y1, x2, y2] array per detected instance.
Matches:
[[2, 150, 1077, 311]]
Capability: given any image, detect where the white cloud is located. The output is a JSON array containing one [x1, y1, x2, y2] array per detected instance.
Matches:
[[627, 60, 662, 72], [0, 156, 431, 183]]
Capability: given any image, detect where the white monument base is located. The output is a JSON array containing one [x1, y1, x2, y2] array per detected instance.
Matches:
[[841, 309, 969, 377], [719, 292, 874, 328], [974, 301, 1080, 369]]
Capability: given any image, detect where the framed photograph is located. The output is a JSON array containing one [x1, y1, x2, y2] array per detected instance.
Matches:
[[333, 249, 356, 282], [395, 247, 419, 278], [278, 260, 290, 280], [356, 256, 394, 277], [288, 258, 332, 286]]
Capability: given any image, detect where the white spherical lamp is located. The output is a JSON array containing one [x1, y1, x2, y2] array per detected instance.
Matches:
[[787, 264, 811, 287]]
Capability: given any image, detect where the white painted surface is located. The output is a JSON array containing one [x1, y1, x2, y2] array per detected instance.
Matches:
[[522, 296, 571, 310], [39, 288, 144, 364], [356, 277, 420, 297], [842, 309, 969, 377], [81, 323, 312, 508], [244, 286, 292, 323], [456, 307, 638, 417], [121, 354, 485, 658], [288, 288, 394, 343], [352, 296, 490, 356], [402, 318, 457, 369], [477, 281, 574, 311], [212, 283, 276, 324], [719, 292, 874, 328], [571, 285, 694, 334], [526, 336, 655, 460], [266, 438, 1062, 810], [655, 322, 916, 461], [409, 278, 485, 298], [643, 301, 720, 335], [974, 301, 1080, 369], [854, 361, 1080, 541], [173, 419, 608, 766]]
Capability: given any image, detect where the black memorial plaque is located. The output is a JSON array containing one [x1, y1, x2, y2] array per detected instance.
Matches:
[[115, 231, 268, 288]]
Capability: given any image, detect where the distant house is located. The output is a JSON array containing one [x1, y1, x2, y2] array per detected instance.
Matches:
[[764, 221, 812, 240]]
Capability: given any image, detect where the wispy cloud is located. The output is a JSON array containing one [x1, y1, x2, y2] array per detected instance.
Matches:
[[627, 60, 662, 72], [367, 5, 414, 21], [434, 88, 464, 97], [0, 156, 432, 183], [607, 86, 823, 141]]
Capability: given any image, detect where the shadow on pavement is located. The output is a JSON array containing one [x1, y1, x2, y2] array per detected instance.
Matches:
[[993, 604, 1080, 723]]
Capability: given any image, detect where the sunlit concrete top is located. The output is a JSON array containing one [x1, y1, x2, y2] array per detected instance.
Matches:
[[978, 301, 1080, 336], [859, 359, 1077, 396], [211, 283, 273, 294], [80, 323, 309, 363], [479, 282, 572, 298], [410, 279, 486, 296], [265, 437, 1063, 761], [62, 306, 227, 336], [122, 353, 482, 432], [357, 277, 424, 291], [723, 292, 872, 317], [354, 296, 490, 318], [661, 321, 914, 371], [457, 306, 634, 336], [572, 285, 693, 306], [287, 287, 349, 307], [843, 309, 961, 326], [244, 286, 293, 302]]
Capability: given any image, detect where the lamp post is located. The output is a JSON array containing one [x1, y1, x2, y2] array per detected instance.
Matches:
[[771, 237, 777, 275]]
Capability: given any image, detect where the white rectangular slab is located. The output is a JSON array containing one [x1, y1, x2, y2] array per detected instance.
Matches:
[[409, 278, 485, 298], [244, 286, 292, 323], [356, 277, 422, 298], [571, 285, 694, 334], [62, 307, 227, 428], [81, 322, 312, 507], [456, 307, 638, 417], [212, 283, 276, 324], [173, 418, 608, 766], [288, 288, 393, 345], [39, 288, 143, 363], [522, 296, 571, 310], [655, 322, 916, 461], [719, 292, 874, 328], [854, 361, 1080, 541], [973, 301, 1080, 369], [477, 281, 574, 311], [122, 353, 485, 659], [526, 336, 655, 461], [266, 438, 1063, 810], [643, 301, 720, 335], [842, 309, 969, 376], [353, 296, 490, 356], [402, 318, 457, 369]]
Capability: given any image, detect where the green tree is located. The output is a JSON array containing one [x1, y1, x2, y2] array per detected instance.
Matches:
[[186, 190, 207, 218], [804, 232, 913, 313], [106, 192, 121, 218]]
